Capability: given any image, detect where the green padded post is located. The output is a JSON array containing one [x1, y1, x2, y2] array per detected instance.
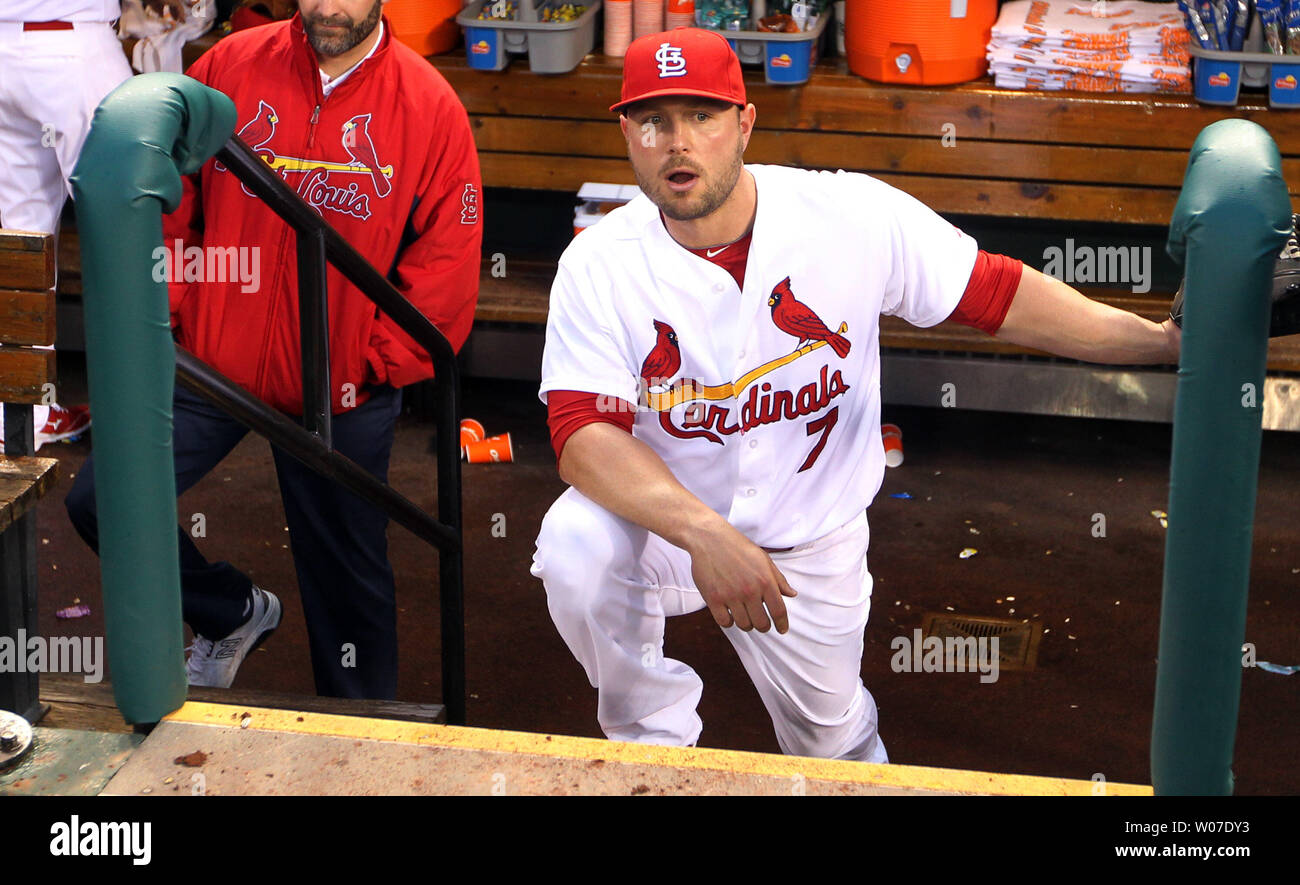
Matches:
[[1154, 119, 1292, 795], [70, 75, 236, 725]]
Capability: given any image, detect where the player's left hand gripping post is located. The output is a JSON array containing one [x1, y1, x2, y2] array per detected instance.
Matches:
[[70, 75, 237, 728]]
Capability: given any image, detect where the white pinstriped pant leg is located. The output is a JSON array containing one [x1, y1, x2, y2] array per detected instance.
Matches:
[[533, 488, 888, 762], [531, 486, 709, 746], [720, 512, 888, 763], [0, 23, 131, 235]]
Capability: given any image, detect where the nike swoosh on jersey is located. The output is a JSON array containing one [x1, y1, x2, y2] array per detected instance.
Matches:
[[706, 245, 730, 258]]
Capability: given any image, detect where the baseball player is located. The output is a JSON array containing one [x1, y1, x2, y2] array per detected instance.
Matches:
[[0, 1, 191, 234], [531, 28, 1181, 760], [0, 2, 185, 455]]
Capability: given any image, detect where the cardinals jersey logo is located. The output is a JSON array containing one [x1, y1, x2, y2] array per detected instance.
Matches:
[[340, 114, 392, 198], [637, 278, 853, 460], [219, 101, 395, 221], [640, 319, 682, 392], [214, 99, 279, 174], [767, 276, 850, 358], [238, 99, 280, 151]]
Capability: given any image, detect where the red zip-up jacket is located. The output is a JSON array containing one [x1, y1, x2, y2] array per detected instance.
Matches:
[[165, 14, 482, 415]]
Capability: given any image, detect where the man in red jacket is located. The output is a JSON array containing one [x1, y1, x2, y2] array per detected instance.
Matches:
[[66, 0, 483, 698]]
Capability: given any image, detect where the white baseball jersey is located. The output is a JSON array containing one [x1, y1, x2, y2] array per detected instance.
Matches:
[[3, 1, 122, 21], [539, 164, 979, 550]]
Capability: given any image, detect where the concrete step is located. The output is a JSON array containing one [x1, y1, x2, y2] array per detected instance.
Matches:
[[101, 701, 1152, 797]]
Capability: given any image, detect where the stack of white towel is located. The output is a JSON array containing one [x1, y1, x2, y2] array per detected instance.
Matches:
[[988, 0, 1192, 92]]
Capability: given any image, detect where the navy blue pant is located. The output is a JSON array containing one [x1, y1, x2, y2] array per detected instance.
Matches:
[[66, 384, 403, 699]]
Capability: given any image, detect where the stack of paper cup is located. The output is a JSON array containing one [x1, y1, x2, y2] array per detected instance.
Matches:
[[665, 0, 694, 29], [881, 423, 904, 468], [605, 0, 633, 56], [633, 0, 664, 39]]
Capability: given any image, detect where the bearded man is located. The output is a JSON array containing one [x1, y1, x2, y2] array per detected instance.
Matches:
[[66, 0, 482, 699]]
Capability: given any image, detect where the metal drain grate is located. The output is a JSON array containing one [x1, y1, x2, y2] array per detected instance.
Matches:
[[920, 613, 1042, 671]]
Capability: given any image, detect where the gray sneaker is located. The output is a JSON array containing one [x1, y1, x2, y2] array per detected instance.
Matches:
[[1171, 213, 1300, 337], [186, 586, 282, 688]]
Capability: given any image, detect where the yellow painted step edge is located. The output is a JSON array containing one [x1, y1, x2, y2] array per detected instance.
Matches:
[[164, 702, 1152, 796]]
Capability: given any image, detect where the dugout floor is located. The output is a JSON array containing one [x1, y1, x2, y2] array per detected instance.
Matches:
[[27, 354, 1300, 795]]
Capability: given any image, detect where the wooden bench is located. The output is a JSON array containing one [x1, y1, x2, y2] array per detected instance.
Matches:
[[464, 255, 1300, 428], [469, 256, 1300, 370], [54, 215, 1300, 375], [0, 230, 62, 723]]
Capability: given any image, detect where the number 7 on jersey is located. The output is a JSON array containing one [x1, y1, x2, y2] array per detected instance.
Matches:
[[798, 406, 839, 473]]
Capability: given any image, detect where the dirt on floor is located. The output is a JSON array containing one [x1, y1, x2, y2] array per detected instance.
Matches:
[[27, 365, 1300, 795]]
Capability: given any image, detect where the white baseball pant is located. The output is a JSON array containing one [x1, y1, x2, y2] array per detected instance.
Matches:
[[0, 21, 132, 235], [532, 486, 888, 763]]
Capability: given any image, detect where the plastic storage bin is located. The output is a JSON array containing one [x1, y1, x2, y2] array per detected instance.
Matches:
[[1190, 45, 1300, 108], [721, 13, 830, 85], [458, 0, 603, 73]]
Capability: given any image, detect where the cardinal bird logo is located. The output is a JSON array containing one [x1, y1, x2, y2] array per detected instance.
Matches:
[[239, 100, 280, 151], [217, 100, 280, 172], [341, 114, 392, 198], [216, 102, 389, 220], [767, 276, 851, 359], [640, 319, 681, 392]]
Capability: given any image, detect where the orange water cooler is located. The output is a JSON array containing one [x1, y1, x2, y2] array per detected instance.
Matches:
[[387, 0, 463, 57], [844, 0, 997, 85]]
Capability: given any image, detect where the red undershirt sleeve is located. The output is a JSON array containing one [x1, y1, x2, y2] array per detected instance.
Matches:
[[547, 389, 635, 462], [947, 250, 1024, 335]]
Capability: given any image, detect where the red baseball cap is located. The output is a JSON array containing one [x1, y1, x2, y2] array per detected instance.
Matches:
[[610, 27, 746, 114]]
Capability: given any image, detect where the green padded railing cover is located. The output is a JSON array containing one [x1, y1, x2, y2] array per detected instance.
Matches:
[[1154, 118, 1291, 795], [70, 74, 235, 725]]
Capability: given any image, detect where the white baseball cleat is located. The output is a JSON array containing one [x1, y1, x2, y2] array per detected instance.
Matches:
[[186, 585, 282, 689]]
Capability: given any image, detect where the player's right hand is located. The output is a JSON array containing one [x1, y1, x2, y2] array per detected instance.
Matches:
[[685, 520, 798, 634]]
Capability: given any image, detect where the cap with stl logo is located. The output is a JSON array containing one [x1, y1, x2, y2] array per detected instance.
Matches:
[[610, 27, 747, 113]]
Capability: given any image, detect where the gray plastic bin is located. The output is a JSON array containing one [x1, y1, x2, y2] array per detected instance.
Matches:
[[724, 13, 829, 85], [458, 0, 603, 73]]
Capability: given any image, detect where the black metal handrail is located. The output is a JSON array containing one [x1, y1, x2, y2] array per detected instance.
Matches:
[[175, 134, 465, 724]]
